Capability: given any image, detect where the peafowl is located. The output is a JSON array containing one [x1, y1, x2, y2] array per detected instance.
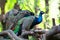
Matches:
[[13, 11, 44, 36]]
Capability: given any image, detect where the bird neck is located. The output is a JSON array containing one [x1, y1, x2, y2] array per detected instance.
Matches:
[[36, 13, 43, 23], [39, 13, 42, 18]]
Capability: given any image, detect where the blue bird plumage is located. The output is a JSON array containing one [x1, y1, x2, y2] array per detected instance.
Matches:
[[37, 11, 44, 22], [30, 11, 44, 29]]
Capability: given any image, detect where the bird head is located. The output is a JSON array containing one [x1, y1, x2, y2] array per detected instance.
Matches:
[[40, 11, 44, 15]]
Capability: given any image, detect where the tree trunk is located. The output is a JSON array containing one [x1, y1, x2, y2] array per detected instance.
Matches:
[[44, 0, 49, 29], [0, 0, 7, 14], [52, 18, 56, 26], [0, 0, 7, 30]]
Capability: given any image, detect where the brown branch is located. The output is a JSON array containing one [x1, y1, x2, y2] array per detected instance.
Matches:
[[0, 30, 15, 40], [0, 30, 27, 40], [46, 25, 60, 40]]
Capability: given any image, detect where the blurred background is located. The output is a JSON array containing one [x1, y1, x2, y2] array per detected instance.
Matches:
[[0, 0, 60, 32]]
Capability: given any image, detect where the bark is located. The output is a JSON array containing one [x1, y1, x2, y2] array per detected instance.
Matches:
[[0, 0, 7, 30], [0, 0, 7, 14], [52, 18, 56, 26], [0, 30, 28, 40], [46, 25, 60, 40], [44, 0, 49, 29]]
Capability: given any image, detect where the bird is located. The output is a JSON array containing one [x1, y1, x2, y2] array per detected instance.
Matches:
[[13, 11, 44, 37], [30, 11, 44, 29], [19, 11, 44, 39], [17, 11, 44, 36]]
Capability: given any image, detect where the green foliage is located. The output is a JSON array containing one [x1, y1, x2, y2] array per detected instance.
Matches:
[[0, 22, 2, 32], [28, 36, 37, 40], [0, 8, 1, 14], [5, 0, 16, 13], [19, 0, 35, 13], [5, 0, 46, 13]]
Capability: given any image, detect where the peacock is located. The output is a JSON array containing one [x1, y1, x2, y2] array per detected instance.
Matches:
[[13, 11, 44, 36]]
